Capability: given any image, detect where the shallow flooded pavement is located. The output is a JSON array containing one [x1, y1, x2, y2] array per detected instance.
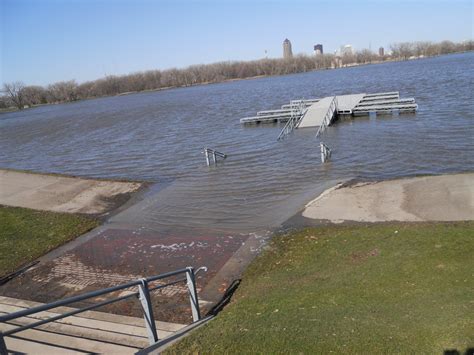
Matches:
[[0, 183, 272, 322]]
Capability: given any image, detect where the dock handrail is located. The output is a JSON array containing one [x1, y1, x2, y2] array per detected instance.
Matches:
[[315, 96, 338, 138], [277, 101, 307, 140], [0, 266, 207, 353]]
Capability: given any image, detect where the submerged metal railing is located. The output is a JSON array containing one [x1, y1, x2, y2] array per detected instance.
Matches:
[[315, 96, 338, 137], [204, 148, 227, 166], [277, 101, 307, 140], [320, 142, 332, 163], [0, 266, 207, 353]]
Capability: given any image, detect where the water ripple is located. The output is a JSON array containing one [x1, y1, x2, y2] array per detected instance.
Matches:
[[1, 53, 473, 232]]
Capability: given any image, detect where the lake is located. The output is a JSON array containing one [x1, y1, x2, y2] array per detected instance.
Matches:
[[1, 52, 473, 234]]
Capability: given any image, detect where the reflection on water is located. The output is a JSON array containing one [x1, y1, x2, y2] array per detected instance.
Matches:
[[1, 53, 473, 233]]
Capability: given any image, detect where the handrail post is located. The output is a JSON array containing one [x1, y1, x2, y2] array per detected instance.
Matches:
[[320, 142, 331, 163], [204, 148, 210, 166], [0, 333, 7, 355], [186, 267, 201, 322], [138, 279, 159, 344]]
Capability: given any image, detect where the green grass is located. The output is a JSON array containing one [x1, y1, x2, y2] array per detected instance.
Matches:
[[0, 205, 99, 277], [168, 222, 474, 354]]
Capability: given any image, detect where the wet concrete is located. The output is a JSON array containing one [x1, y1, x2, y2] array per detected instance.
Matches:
[[0, 169, 143, 215], [0, 227, 253, 322]]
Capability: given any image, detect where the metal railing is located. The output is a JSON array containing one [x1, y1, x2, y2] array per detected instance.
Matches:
[[0, 266, 207, 353], [315, 96, 338, 138], [277, 101, 307, 140], [320, 142, 332, 163], [203, 148, 227, 166]]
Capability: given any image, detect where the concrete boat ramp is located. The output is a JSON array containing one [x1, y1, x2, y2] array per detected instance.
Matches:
[[240, 91, 417, 129]]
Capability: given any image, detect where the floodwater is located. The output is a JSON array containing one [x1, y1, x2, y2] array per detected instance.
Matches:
[[1, 53, 473, 233]]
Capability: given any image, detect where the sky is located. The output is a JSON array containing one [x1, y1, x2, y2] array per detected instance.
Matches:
[[1, 0, 473, 86]]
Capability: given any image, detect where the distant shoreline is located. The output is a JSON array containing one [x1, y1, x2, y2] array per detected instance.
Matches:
[[1, 51, 472, 115]]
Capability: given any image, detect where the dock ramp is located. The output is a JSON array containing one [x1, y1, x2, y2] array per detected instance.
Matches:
[[298, 96, 337, 128]]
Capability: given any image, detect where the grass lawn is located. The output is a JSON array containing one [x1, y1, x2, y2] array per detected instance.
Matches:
[[0, 205, 98, 277], [169, 222, 474, 354]]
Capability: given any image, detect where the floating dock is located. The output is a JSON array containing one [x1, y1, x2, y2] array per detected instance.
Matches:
[[240, 91, 417, 126]]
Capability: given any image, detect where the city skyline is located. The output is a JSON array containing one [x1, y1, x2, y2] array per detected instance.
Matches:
[[2, 0, 473, 86]]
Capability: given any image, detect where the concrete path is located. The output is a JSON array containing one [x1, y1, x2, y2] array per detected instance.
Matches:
[[0, 169, 141, 214], [303, 173, 474, 223]]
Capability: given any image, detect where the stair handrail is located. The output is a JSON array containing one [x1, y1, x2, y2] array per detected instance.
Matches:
[[0, 266, 207, 352], [315, 96, 337, 138], [277, 101, 307, 140]]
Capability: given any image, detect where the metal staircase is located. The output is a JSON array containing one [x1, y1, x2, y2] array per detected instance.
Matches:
[[277, 101, 307, 140]]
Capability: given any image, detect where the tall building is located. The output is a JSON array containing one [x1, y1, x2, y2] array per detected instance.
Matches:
[[340, 44, 354, 56], [338, 44, 355, 56], [314, 44, 323, 55], [379, 47, 385, 57], [283, 38, 293, 59]]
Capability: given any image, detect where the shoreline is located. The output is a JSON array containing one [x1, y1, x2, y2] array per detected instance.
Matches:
[[3, 167, 472, 225], [1, 51, 472, 115]]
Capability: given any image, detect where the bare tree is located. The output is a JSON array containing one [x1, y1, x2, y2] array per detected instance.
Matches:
[[390, 42, 414, 59], [47, 80, 78, 102], [413, 41, 432, 57], [22, 85, 48, 106], [439, 40, 455, 54], [356, 49, 375, 63], [2, 82, 26, 109], [0, 95, 12, 109]]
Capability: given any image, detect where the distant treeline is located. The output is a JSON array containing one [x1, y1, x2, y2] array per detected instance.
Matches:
[[1, 39, 472, 110]]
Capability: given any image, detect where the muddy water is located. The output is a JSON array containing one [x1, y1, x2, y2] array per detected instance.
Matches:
[[1, 53, 473, 233]]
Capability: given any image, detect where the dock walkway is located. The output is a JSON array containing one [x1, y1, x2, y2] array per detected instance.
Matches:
[[336, 94, 366, 114]]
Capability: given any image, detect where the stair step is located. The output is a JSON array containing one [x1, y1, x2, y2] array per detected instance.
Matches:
[[1, 322, 138, 354], [0, 296, 184, 332], [0, 296, 186, 354]]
